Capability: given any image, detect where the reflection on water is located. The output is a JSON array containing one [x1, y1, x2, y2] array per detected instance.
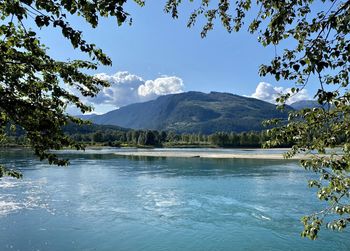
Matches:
[[0, 177, 52, 216], [0, 149, 349, 251]]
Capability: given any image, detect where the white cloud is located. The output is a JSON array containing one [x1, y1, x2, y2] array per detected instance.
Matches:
[[89, 71, 184, 108], [251, 82, 309, 104], [138, 77, 184, 98]]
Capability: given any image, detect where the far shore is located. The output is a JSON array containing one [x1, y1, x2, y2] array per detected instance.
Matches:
[[112, 149, 307, 160], [1, 146, 336, 160]]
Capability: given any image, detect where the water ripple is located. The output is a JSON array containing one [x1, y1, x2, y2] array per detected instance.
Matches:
[[0, 177, 53, 216]]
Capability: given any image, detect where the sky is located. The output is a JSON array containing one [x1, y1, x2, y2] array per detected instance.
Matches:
[[38, 1, 314, 114]]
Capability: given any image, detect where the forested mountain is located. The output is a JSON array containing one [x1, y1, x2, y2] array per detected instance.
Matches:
[[84, 91, 291, 134], [290, 100, 322, 110]]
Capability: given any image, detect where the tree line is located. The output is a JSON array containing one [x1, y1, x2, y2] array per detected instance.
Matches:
[[66, 129, 288, 148], [1, 123, 292, 148]]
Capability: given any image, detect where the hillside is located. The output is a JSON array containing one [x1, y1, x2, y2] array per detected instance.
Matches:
[[63, 123, 127, 135], [85, 91, 291, 134], [290, 100, 321, 110]]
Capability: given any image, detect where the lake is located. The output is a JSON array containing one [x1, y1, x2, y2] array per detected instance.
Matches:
[[0, 148, 349, 251]]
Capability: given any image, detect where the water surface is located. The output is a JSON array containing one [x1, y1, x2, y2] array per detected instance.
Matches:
[[0, 149, 348, 251]]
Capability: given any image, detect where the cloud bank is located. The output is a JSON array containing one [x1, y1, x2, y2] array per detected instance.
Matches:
[[251, 82, 309, 104], [91, 71, 184, 108]]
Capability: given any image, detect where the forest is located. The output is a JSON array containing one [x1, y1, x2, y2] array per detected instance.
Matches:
[[1, 123, 292, 148]]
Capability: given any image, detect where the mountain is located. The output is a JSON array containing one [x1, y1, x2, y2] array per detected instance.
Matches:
[[76, 113, 99, 120], [290, 100, 321, 110], [85, 91, 291, 134]]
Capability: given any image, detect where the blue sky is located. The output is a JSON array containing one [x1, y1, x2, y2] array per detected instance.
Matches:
[[39, 1, 313, 114]]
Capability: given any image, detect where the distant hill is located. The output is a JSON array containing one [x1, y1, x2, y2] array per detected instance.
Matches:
[[76, 113, 99, 120], [82, 91, 291, 134], [290, 100, 332, 110], [290, 100, 321, 110], [63, 123, 127, 135]]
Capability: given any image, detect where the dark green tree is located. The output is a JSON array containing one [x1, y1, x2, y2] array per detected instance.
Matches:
[[92, 131, 103, 143], [0, 0, 145, 177], [160, 131, 167, 142], [144, 130, 156, 145], [126, 130, 133, 143], [131, 130, 140, 145], [137, 132, 146, 146]]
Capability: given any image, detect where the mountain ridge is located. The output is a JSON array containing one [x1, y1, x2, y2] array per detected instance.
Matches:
[[82, 91, 293, 134], [289, 100, 320, 110]]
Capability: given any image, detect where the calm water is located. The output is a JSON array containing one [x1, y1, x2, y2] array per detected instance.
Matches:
[[0, 149, 349, 251]]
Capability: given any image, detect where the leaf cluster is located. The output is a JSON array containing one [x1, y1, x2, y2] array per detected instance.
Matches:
[[0, 0, 145, 177]]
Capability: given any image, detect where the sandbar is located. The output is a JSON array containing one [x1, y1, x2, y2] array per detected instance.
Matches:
[[113, 150, 306, 160]]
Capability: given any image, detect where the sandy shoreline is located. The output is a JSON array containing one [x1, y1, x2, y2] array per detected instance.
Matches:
[[113, 151, 305, 160]]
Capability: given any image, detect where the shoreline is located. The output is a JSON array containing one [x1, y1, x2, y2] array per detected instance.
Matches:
[[113, 150, 305, 160], [1, 147, 322, 160]]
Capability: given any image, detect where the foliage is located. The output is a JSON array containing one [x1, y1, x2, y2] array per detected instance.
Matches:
[[163, 0, 350, 239], [63, 124, 274, 148], [4, 122, 274, 148], [0, 0, 145, 177], [1, 0, 349, 240], [89, 129, 276, 148]]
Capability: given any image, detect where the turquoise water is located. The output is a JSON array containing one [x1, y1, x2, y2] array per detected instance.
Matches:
[[0, 149, 349, 251]]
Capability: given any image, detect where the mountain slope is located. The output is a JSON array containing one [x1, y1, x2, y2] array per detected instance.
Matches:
[[87, 91, 291, 134], [290, 100, 320, 110]]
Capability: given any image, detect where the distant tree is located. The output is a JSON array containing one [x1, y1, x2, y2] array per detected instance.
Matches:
[[238, 132, 248, 147], [144, 130, 156, 145], [137, 133, 146, 146], [118, 132, 127, 143], [132, 131, 140, 145], [229, 132, 240, 147], [126, 131, 133, 143], [166, 131, 177, 142], [92, 131, 103, 143], [163, 0, 350, 239], [152, 130, 160, 145], [247, 132, 260, 147], [210, 132, 229, 147], [160, 131, 167, 143]]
